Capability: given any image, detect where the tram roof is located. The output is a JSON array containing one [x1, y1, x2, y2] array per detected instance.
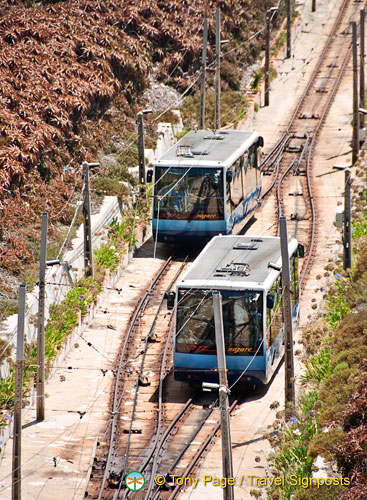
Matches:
[[155, 129, 259, 167], [178, 235, 298, 291]]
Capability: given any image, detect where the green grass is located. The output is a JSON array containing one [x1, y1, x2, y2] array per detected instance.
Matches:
[[0, 199, 150, 417], [179, 90, 247, 130], [272, 31, 287, 57], [352, 212, 367, 238], [300, 347, 332, 387], [325, 293, 351, 329]]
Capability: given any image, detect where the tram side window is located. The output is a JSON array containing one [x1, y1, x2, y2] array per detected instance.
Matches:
[[243, 145, 258, 199], [266, 277, 283, 349], [227, 158, 243, 208]]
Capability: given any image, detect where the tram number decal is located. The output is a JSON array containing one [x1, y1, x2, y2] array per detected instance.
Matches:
[[195, 214, 217, 220], [227, 346, 254, 354], [185, 344, 215, 353], [184, 345, 255, 354]]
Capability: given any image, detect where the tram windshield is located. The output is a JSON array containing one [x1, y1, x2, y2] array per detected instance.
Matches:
[[153, 167, 224, 221], [175, 290, 263, 356]]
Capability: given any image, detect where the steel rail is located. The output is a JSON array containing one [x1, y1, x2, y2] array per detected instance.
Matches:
[[261, 0, 350, 206], [285, 0, 350, 134], [119, 259, 190, 500], [97, 256, 173, 500], [152, 398, 239, 500], [300, 36, 353, 287]]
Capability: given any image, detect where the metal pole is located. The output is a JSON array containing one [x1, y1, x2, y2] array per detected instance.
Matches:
[[82, 162, 94, 278], [279, 217, 295, 407], [286, 0, 291, 58], [352, 21, 360, 164], [360, 9, 365, 131], [12, 284, 26, 500], [212, 292, 234, 500], [36, 213, 47, 422], [215, 8, 221, 130], [137, 112, 146, 190], [343, 169, 352, 270], [265, 12, 271, 107], [200, 18, 208, 129]]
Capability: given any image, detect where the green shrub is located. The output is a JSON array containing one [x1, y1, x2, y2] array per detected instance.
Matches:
[[0, 298, 18, 323], [292, 483, 345, 500], [0, 337, 13, 363], [0, 369, 15, 409], [331, 346, 367, 370], [179, 90, 247, 130], [333, 310, 367, 352], [351, 238, 367, 280], [352, 213, 367, 238], [343, 273, 367, 307], [319, 368, 358, 426], [333, 362, 349, 373], [251, 67, 265, 90], [301, 348, 332, 387], [300, 390, 320, 414], [308, 427, 345, 461], [326, 294, 352, 329], [95, 243, 121, 272], [272, 31, 287, 57], [333, 335, 367, 356]]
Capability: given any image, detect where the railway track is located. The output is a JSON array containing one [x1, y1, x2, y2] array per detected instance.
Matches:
[[86, 3, 363, 499], [260, 0, 360, 288], [86, 253, 190, 499]]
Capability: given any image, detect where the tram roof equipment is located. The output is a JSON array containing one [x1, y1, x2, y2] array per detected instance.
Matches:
[[178, 235, 298, 291], [155, 129, 259, 167]]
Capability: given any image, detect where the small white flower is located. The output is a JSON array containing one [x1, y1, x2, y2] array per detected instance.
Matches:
[[110, 245, 116, 250], [293, 429, 302, 436]]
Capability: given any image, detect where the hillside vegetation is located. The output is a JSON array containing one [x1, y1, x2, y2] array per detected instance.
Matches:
[[266, 160, 367, 500], [0, 0, 274, 303]]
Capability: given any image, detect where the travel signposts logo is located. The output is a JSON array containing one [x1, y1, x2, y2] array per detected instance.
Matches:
[[125, 471, 145, 492]]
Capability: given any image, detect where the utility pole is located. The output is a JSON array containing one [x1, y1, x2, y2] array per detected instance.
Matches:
[[36, 213, 47, 422], [212, 292, 234, 500], [137, 112, 146, 190], [360, 9, 365, 131], [82, 162, 94, 278], [265, 11, 271, 107], [199, 18, 208, 129], [265, 8, 277, 106], [13, 284, 26, 500], [343, 169, 352, 270], [215, 7, 221, 130], [286, 0, 291, 58], [137, 109, 153, 194], [352, 21, 360, 164], [279, 217, 295, 407]]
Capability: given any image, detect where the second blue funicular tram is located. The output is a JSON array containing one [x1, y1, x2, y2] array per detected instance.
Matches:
[[171, 235, 301, 386]]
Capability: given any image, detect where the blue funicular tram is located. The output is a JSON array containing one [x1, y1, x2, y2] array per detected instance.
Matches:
[[171, 234, 302, 386], [149, 129, 263, 244]]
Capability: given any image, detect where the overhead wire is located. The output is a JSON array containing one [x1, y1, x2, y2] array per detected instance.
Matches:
[[1, 8, 299, 493], [0, 376, 111, 493]]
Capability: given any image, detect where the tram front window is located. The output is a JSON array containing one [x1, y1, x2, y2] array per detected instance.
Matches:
[[153, 167, 224, 221], [175, 290, 263, 356]]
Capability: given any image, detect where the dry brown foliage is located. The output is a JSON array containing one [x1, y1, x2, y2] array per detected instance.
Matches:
[[0, 0, 273, 289], [338, 373, 367, 499]]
